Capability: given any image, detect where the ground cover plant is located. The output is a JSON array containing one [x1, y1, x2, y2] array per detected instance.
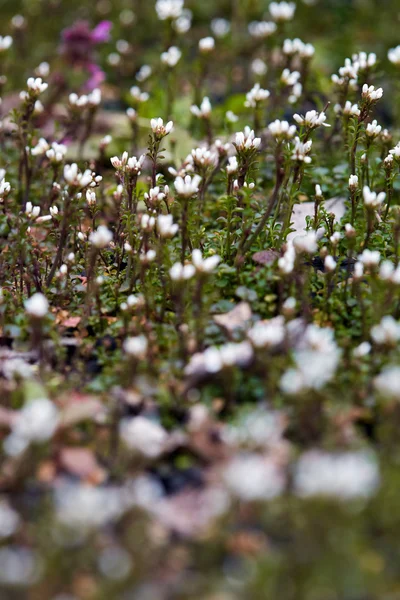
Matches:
[[1, 0, 400, 598]]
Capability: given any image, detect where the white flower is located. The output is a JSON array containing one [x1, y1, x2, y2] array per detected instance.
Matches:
[[343, 101, 360, 117], [89, 225, 113, 248], [4, 398, 59, 456], [144, 186, 165, 205], [293, 231, 317, 254], [248, 316, 285, 348], [126, 107, 137, 122], [190, 97, 212, 119], [0, 178, 10, 198], [278, 242, 296, 274], [199, 37, 215, 53], [362, 84, 383, 102], [294, 450, 379, 500], [120, 416, 167, 458], [245, 83, 270, 108], [31, 137, 49, 156], [155, 0, 184, 20], [46, 142, 67, 164], [86, 190, 96, 206], [363, 185, 385, 209], [174, 174, 201, 197], [371, 316, 400, 345], [161, 46, 182, 67], [251, 58, 268, 76], [123, 335, 148, 358], [358, 248, 381, 267], [136, 64, 152, 82], [69, 92, 89, 108], [366, 119, 382, 138], [374, 366, 400, 400], [283, 38, 314, 58], [0, 36, 12, 52], [281, 68, 300, 87], [185, 341, 253, 376], [191, 147, 217, 168], [26, 77, 48, 96], [353, 341, 371, 358], [269, 1, 296, 22], [64, 163, 93, 188], [130, 86, 149, 103], [248, 21, 277, 39], [268, 119, 296, 140], [150, 117, 173, 138], [211, 18, 230, 38], [234, 126, 261, 151], [110, 152, 128, 170], [140, 212, 156, 232], [324, 255, 336, 272], [169, 262, 195, 281], [127, 154, 145, 174], [0, 501, 19, 538], [224, 453, 285, 501], [291, 136, 312, 163], [55, 484, 125, 530], [25, 293, 48, 318], [226, 156, 239, 175], [352, 51, 376, 71], [388, 45, 400, 65], [87, 88, 101, 106], [280, 326, 340, 394], [293, 110, 330, 129], [157, 214, 179, 238], [225, 110, 239, 123], [192, 249, 220, 274], [140, 249, 157, 264], [349, 174, 359, 189]]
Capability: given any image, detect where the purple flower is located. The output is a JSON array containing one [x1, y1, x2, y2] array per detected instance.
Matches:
[[90, 21, 112, 44], [60, 20, 111, 89]]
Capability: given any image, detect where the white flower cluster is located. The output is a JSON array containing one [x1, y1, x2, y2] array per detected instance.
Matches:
[[4, 398, 59, 457], [291, 137, 312, 163], [224, 453, 285, 501], [268, 119, 297, 140], [151, 117, 174, 138], [283, 38, 315, 58], [244, 83, 270, 108], [294, 450, 379, 499], [120, 416, 168, 458], [248, 21, 277, 39], [185, 341, 253, 377], [161, 46, 182, 67], [234, 127, 261, 151], [190, 96, 212, 119], [293, 110, 329, 129], [248, 316, 286, 349], [269, 1, 296, 22], [280, 325, 341, 394]]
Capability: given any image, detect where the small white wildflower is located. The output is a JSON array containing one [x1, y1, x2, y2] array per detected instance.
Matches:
[[150, 117, 173, 138], [192, 249, 220, 274], [123, 335, 148, 358], [170, 262, 196, 281], [25, 293, 48, 318], [199, 37, 215, 53], [371, 316, 400, 346], [89, 225, 113, 249], [190, 96, 212, 119]]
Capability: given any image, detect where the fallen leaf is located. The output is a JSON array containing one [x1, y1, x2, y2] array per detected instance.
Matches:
[[59, 447, 106, 483], [213, 302, 252, 332], [252, 250, 279, 265], [61, 316, 81, 328]]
